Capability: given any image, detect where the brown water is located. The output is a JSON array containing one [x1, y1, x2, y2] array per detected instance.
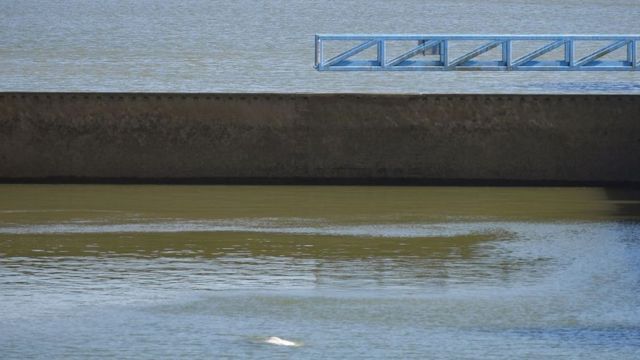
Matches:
[[1, 185, 639, 358]]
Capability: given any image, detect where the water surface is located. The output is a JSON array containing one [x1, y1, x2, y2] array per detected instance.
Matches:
[[1, 185, 639, 358], [2, 0, 639, 93]]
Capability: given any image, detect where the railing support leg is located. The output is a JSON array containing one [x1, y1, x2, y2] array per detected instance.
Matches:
[[315, 35, 319, 69], [630, 40, 637, 68], [565, 40, 575, 67], [377, 40, 385, 68], [317, 39, 324, 69], [440, 40, 448, 67], [503, 40, 512, 68]]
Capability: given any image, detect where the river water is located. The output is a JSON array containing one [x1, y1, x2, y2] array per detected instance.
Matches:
[[2, 1, 640, 358], [1, 185, 639, 358], [1, 0, 640, 93]]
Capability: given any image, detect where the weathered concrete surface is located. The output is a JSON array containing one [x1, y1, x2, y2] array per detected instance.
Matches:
[[0, 92, 639, 184]]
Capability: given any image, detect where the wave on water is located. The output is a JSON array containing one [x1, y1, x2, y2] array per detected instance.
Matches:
[[0, 219, 630, 238], [0, 219, 636, 243], [0, 219, 523, 238]]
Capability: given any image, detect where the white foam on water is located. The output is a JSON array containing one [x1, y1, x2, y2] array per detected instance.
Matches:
[[263, 336, 301, 347], [0, 218, 512, 238]]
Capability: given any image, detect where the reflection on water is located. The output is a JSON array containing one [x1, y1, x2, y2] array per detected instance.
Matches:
[[1, 185, 639, 359]]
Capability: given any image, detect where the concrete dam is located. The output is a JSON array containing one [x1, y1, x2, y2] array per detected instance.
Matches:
[[0, 92, 639, 185]]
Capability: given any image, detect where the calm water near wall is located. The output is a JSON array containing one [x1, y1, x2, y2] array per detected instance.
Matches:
[[1, 0, 640, 93], [1, 185, 639, 358]]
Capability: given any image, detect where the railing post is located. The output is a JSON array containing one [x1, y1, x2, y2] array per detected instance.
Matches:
[[315, 35, 319, 69], [318, 38, 324, 69], [630, 40, 637, 68], [503, 40, 512, 68], [440, 40, 448, 67], [377, 39, 386, 68], [565, 39, 575, 67]]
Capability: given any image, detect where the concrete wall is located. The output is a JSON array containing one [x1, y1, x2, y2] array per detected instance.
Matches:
[[1, 92, 639, 184]]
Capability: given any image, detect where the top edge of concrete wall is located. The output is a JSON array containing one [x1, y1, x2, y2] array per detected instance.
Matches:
[[1, 91, 639, 96]]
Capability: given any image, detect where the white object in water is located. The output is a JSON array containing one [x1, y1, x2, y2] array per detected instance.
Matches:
[[264, 336, 299, 347]]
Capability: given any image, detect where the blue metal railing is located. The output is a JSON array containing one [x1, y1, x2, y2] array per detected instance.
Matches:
[[315, 34, 639, 71]]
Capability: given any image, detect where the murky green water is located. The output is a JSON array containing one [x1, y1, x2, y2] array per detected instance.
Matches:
[[1, 185, 639, 359]]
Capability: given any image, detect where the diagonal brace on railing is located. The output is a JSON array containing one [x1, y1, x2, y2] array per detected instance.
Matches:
[[512, 40, 567, 67], [448, 40, 503, 67], [386, 39, 441, 66], [323, 39, 379, 67], [575, 40, 631, 66]]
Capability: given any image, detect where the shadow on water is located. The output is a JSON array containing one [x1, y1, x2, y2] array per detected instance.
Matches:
[[604, 188, 640, 219]]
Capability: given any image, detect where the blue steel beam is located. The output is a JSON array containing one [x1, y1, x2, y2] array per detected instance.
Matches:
[[386, 39, 441, 67], [315, 34, 640, 71], [323, 39, 379, 67], [511, 40, 566, 67], [574, 40, 630, 66], [448, 40, 503, 67]]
